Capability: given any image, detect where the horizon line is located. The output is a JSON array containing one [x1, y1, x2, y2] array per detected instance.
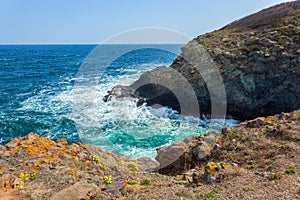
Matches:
[[0, 43, 185, 45]]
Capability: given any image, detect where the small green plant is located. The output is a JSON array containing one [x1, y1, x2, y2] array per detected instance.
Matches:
[[259, 132, 264, 137], [29, 172, 37, 180], [249, 198, 256, 200], [140, 179, 151, 185], [285, 166, 295, 174], [127, 161, 138, 171], [250, 164, 256, 169], [118, 160, 126, 166], [266, 126, 273, 132], [126, 178, 138, 185], [87, 166, 92, 171], [268, 164, 274, 169], [206, 188, 222, 198], [91, 155, 100, 163], [232, 128, 238, 134], [269, 173, 282, 180], [14, 182, 24, 190], [103, 175, 112, 184], [101, 163, 107, 170], [196, 193, 205, 199], [243, 186, 255, 191], [19, 173, 29, 182], [177, 190, 192, 198], [196, 188, 223, 199]]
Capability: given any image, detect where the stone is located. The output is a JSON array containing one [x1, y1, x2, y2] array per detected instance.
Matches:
[[201, 162, 241, 183], [136, 157, 159, 171], [49, 181, 100, 200], [221, 126, 232, 134], [155, 131, 222, 175], [246, 117, 266, 128]]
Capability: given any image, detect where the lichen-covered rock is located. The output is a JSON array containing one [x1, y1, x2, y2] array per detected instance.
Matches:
[[201, 162, 241, 183], [155, 131, 222, 175]]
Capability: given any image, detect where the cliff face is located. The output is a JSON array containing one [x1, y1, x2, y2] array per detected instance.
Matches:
[[131, 1, 300, 120]]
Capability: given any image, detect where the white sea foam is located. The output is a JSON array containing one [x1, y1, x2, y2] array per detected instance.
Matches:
[[17, 62, 238, 159]]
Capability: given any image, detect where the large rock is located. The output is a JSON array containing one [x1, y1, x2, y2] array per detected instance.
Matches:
[[155, 131, 222, 175], [110, 1, 300, 120]]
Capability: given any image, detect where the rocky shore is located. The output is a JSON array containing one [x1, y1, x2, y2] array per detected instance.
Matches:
[[0, 110, 299, 200], [1, 1, 300, 200]]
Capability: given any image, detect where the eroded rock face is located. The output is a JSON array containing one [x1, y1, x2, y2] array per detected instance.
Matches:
[[155, 131, 222, 175], [118, 1, 300, 120]]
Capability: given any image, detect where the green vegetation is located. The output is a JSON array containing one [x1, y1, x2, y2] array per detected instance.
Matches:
[[285, 166, 295, 174], [29, 172, 37, 180], [140, 179, 151, 185], [103, 175, 112, 184], [127, 161, 138, 171], [139, 197, 149, 200], [177, 190, 192, 198], [266, 126, 273, 132], [91, 155, 100, 163], [269, 173, 282, 181], [126, 179, 138, 185], [101, 163, 107, 170], [232, 128, 238, 134], [196, 188, 223, 199], [243, 186, 255, 191], [19, 173, 29, 182], [268, 164, 274, 169], [259, 132, 264, 137]]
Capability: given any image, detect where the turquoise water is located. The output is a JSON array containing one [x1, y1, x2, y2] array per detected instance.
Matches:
[[0, 44, 237, 158]]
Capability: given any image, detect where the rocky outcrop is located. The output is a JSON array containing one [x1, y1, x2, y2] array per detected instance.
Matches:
[[155, 131, 222, 175], [112, 1, 300, 120]]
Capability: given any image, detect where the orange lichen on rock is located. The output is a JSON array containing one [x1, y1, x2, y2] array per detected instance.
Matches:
[[53, 146, 69, 155], [216, 138, 222, 145], [201, 145, 213, 152], [34, 157, 58, 168]]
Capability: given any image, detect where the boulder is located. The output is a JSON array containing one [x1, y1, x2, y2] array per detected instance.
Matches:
[[155, 131, 222, 175]]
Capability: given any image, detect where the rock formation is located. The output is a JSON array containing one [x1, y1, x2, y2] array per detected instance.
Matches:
[[107, 1, 300, 120]]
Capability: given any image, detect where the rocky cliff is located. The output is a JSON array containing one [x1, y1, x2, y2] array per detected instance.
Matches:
[[121, 1, 300, 120]]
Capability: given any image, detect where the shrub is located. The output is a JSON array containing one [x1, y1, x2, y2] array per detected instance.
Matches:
[[285, 166, 295, 174], [103, 175, 112, 184], [126, 179, 138, 185], [140, 179, 151, 185], [206, 188, 222, 198], [177, 190, 192, 198], [91, 155, 100, 163], [29, 172, 37, 180], [127, 161, 138, 171], [269, 173, 282, 180]]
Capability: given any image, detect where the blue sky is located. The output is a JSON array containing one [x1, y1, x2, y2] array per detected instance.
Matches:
[[0, 0, 293, 44]]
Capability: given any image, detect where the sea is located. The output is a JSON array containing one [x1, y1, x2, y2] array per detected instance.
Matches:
[[0, 44, 237, 158]]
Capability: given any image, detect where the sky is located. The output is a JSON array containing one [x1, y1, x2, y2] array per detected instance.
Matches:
[[0, 0, 294, 44]]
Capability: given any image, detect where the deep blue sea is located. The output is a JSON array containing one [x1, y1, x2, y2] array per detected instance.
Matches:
[[0, 44, 237, 158]]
